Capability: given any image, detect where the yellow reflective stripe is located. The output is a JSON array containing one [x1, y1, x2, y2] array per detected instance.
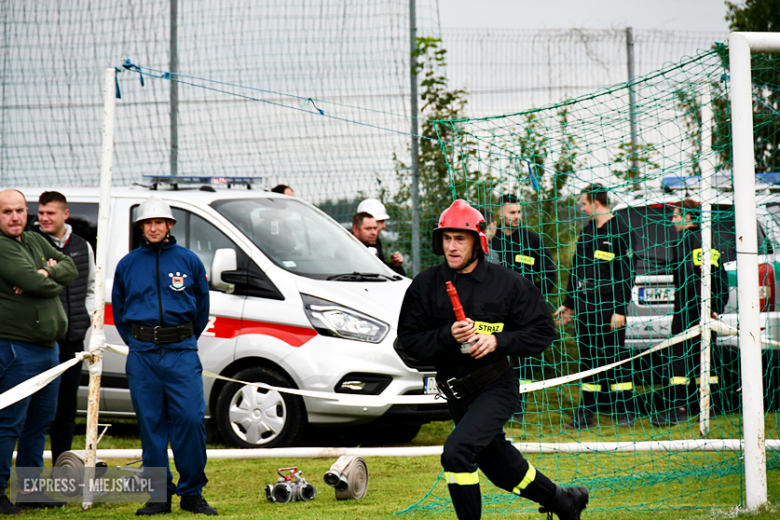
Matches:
[[515, 254, 536, 266], [692, 248, 721, 268], [445, 471, 479, 486], [518, 379, 533, 385], [474, 321, 504, 334], [512, 463, 537, 493], [670, 377, 689, 385], [695, 376, 719, 384], [610, 382, 633, 391], [594, 250, 615, 261], [582, 384, 602, 392]]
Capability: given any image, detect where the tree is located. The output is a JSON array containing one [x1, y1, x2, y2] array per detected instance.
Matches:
[[390, 37, 483, 270], [721, 0, 780, 173]]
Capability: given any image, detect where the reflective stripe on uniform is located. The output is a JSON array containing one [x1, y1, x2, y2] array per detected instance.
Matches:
[[519, 379, 533, 385], [695, 376, 719, 384], [670, 377, 689, 386], [512, 463, 537, 494], [445, 471, 479, 486], [610, 382, 633, 391], [582, 383, 602, 392]]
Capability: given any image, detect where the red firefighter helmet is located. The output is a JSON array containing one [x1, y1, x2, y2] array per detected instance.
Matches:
[[432, 199, 489, 255]]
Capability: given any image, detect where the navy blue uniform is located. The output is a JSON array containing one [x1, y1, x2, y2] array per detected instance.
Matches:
[[398, 259, 559, 519], [112, 236, 210, 499]]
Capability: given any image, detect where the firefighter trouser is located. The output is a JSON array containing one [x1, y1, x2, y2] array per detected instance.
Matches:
[[126, 348, 208, 498], [441, 368, 556, 520], [667, 316, 719, 411], [574, 299, 634, 414]]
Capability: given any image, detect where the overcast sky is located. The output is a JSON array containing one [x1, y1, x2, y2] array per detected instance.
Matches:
[[440, 0, 731, 32]]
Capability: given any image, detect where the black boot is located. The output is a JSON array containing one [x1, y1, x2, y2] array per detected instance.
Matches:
[[136, 496, 172, 516], [447, 484, 481, 520], [651, 407, 687, 427], [0, 494, 21, 515], [180, 495, 218, 516], [564, 409, 594, 430], [15, 489, 66, 510], [616, 412, 634, 427], [539, 485, 589, 520]]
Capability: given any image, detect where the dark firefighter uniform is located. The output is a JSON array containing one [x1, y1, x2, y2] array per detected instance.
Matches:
[[491, 227, 555, 297], [399, 260, 567, 519], [491, 226, 556, 417], [667, 226, 729, 417], [563, 213, 636, 424]]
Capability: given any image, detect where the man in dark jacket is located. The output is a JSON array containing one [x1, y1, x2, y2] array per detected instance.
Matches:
[[112, 196, 216, 516], [34, 192, 96, 465], [489, 194, 556, 420], [555, 184, 636, 429], [651, 199, 729, 426], [0, 189, 77, 514], [398, 199, 588, 520]]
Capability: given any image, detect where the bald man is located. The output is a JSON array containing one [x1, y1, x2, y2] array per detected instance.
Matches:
[[0, 189, 77, 512]]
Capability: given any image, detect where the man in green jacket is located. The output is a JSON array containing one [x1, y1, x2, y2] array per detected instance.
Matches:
[[0, 189, 77, 514]]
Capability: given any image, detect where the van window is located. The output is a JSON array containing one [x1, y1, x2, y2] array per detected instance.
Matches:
[[212, 197, 395, 280], [26, 202, 99, 252], [617, 203, 768, 275]]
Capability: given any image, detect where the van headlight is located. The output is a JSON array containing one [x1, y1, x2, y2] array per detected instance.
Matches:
[[302, 294, 389, 343]]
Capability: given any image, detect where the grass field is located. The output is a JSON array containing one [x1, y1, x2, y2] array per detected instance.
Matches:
[[22, 416, 780, 519]]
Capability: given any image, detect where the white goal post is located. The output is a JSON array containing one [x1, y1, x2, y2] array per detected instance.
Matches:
[[730, 31, 780, 511]]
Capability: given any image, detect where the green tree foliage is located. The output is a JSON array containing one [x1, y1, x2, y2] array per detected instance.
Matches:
[[721, 0, 780, 173], [390, 37, 482, 270]]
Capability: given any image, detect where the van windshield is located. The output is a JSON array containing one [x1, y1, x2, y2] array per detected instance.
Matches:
[[212, 197, 397, 280]]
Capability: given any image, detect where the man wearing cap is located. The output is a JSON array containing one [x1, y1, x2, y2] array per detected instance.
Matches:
[[112, 196, 216, 516], [357, 198, 405, 275], [398, 199, 588, 520]]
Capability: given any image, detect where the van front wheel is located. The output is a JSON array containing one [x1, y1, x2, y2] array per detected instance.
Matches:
[[215, 367, 305, 448]]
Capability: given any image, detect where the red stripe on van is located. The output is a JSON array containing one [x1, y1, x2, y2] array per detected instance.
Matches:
[[103, 304, 315, 347]]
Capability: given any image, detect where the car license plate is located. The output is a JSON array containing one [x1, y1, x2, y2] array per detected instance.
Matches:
[[639, 287, 674, 303], [424, 376, 439, 395]]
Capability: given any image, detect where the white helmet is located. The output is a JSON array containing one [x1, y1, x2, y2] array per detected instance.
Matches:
[[135, 195, 176, 224], [357, 198, 390, 221]]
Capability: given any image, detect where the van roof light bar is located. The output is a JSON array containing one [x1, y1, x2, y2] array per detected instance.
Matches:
[[143, 175, 264, 190]]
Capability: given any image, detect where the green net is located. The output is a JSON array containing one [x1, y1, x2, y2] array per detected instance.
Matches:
[[400, 44, 780, 514]]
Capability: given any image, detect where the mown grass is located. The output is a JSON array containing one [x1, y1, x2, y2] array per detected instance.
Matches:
[[27, 415, 780, 519]]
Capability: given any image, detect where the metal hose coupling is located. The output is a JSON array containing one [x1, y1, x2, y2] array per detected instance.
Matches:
[[265, 467, 316, 503], [323, 456, 368, 500]]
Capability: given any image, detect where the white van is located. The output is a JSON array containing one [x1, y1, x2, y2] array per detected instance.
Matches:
[[21, 181, 447, 448]]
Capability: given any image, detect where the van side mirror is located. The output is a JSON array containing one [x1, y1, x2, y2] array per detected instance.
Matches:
[[211, 248, 237, 293]]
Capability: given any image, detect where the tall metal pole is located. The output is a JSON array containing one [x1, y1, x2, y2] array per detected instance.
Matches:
[[170, 0, 179, 176], [83, 68, 115, 510], [409, 0, 420, 276], [699, 88, 713, 437], [625, 27, 640, 181]]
